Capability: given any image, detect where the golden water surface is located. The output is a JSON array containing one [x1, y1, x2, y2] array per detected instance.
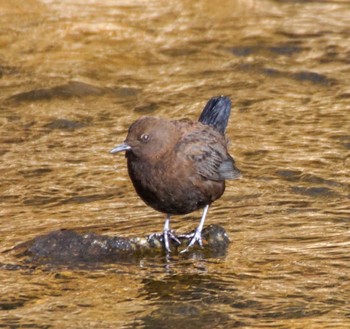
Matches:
[[1, 0, 349, 328]]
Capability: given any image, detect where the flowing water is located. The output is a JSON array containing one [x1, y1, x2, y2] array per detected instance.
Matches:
[[1, 0, 350, 328]]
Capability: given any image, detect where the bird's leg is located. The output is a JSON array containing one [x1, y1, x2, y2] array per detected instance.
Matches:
[[163, 214, 181, 253], [181, 204, 209, 253]]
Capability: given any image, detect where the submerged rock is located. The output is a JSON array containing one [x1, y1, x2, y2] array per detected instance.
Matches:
[[7, 80, 140, 103], [13, 225, 230, 264], [8, 81, 105, 102]]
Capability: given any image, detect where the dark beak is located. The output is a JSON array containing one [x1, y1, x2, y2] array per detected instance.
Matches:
[[110, 142, 131, 154]]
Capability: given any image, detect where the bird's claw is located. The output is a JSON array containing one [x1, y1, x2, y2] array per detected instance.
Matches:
[[180, 229, 203, 253], [163, 229, 181, 253], [148, 231, 181, 253], [149, 228, 204, 254]]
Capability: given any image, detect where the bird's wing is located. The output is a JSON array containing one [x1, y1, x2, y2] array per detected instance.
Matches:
[[175, 128, 240, 181]]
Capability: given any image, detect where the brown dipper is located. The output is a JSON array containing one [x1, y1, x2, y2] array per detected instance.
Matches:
[[111, 96, 241, 253]]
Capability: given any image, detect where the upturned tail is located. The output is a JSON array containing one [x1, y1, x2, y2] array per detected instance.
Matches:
[[198, 96, 231, 135]]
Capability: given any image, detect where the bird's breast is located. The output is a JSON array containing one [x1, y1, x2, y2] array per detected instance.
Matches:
[[126, 155, 224, 215]]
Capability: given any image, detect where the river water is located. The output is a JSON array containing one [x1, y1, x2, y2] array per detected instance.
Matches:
[[1, 0, 350, 328]]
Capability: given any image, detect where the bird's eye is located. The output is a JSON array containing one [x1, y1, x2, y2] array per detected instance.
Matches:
[[140, 134, 150, 142]]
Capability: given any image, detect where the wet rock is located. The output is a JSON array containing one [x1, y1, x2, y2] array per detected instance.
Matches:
[[13, 225, 230, 264]]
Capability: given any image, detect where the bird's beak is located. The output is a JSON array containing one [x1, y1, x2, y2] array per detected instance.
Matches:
[[110, 142, 131, 154]]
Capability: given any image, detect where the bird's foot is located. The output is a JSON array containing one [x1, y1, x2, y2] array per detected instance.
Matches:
[[180, 228, 203, 253], [163, 229, 181, 254], [148, 231, 181, 253]]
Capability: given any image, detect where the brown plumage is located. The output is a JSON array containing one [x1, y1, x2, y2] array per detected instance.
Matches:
[[111, 96, 240, 253]]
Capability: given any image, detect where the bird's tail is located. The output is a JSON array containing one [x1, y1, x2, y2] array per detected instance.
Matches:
[[198, 96, 231, 135]]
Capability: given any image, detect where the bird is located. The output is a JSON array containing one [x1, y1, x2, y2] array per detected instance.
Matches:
[[110, 96, 241, 253]]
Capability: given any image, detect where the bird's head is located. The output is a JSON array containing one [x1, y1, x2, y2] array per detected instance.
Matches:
[[110, 116, 180, 161]]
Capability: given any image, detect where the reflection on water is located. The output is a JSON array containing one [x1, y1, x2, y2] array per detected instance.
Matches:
[[1, 0, 350, 328]]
